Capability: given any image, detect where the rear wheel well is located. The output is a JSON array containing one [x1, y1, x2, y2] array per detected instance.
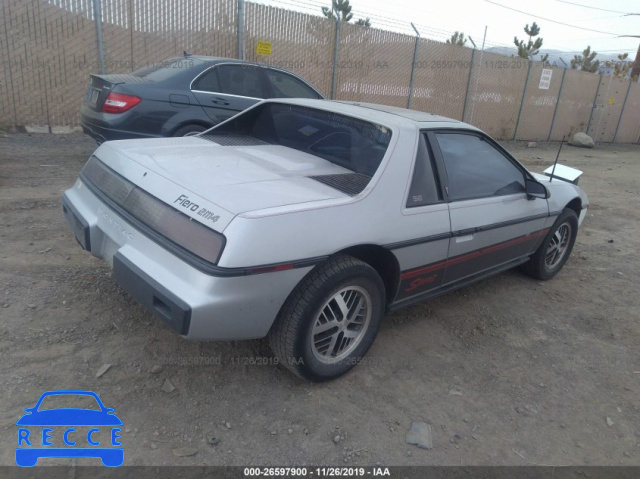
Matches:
[[171, 121, 212, 136], [334, 245, 399, 305], [566, 198, 581, 217]]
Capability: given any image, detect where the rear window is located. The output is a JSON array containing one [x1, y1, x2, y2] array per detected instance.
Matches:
[[205, 103, 392, 176], [265, 69, 321, 99], [132, 58, 205, 82]]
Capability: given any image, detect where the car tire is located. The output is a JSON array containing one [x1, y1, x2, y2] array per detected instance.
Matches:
[[268, 255, 385, 382], [173, 124, 207, 137], [521, 208, 578, 281]]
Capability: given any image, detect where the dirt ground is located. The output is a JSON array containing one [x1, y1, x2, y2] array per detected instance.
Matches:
[[0, 133, 639, 468]]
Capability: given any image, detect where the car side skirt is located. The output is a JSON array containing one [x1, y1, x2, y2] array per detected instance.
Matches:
[[388, 255, 531, 312], [390, 227, 550, 305]]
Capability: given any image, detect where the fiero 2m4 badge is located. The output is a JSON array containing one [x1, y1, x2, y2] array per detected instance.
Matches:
[[15, 390, 123, 467], [174, 194, 220, 223]]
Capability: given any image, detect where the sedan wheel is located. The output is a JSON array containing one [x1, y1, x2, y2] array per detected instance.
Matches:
[[173, 124, 207, 137], [269, 255, 385, 381]]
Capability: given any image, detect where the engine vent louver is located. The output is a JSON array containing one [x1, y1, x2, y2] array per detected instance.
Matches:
[[309, 173, 371, 196], [200, 134, 268, 146]]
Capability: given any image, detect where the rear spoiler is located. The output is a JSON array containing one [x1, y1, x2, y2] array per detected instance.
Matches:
[[90, 73, 151, 86]]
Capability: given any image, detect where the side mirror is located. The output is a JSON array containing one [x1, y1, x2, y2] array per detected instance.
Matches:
[[525, 179, 549, 199]]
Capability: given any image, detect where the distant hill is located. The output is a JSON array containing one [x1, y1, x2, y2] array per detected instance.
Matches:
[[484, 47, 631, 73]]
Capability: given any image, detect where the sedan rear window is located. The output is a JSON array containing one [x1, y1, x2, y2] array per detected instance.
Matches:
[[265, 70, 321, 99], [205, 103, 392, 176]]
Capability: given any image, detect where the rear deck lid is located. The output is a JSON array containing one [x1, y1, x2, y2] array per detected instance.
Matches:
[[92, 137, 355, 231]]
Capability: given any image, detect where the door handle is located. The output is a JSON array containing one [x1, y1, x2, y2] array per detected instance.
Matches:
[[456, 234, 474, 243], [454, 228, 476, 243], [210, 97, 230, 106]]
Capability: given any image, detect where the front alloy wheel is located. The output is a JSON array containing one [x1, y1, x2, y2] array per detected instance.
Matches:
[[545, 222, 572, 272], [521, 208, 578, 281]]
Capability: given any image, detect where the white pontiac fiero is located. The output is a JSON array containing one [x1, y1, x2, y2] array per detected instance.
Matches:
[[63, 99, 588, 380]]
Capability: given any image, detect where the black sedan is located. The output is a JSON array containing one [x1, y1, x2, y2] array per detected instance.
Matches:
[[80, 55, 325, 143]]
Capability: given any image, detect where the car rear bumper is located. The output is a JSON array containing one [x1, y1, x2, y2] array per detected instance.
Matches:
[[81, 106, 159, 142], [62, 182, 310, 340]]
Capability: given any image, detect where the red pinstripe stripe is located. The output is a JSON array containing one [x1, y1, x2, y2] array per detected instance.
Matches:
[[400, 228, 550, 280]]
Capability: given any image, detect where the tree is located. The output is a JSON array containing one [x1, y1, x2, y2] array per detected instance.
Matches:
[[322, 0, 370, 26], [605, 53, 636, 79], [322, 0, 352, 21], [446, 31, 467, 47], [514, 22, 549, 61], [571, 46, 600, 73]]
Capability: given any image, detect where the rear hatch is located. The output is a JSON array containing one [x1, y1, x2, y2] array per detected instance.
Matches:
[[85, 74, 151, 112]]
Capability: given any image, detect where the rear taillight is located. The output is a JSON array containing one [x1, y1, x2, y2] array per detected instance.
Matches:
[[101, 92, 141, 114], [81, 156, 225, 265]]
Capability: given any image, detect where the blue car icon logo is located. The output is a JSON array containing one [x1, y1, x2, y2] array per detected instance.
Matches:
[[16, 390, 123, 467]]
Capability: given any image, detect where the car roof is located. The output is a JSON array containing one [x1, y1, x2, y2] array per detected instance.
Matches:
[[334, 101, 458, 123], [185, 56, 296, 70], [189, 56, 260, 64], [261, 98, 480, 131]]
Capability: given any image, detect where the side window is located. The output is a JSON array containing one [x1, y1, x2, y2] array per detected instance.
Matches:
[[192, 68, 220, 92], [434, 133, 525, 201], [216, 65, 267, 98], [407, 134, 440, 207], [265, 69, 320, 99]]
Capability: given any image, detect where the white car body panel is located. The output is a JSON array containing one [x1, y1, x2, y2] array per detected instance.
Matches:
[[532, 172, 589, 226], [99, 140, 358, 216]]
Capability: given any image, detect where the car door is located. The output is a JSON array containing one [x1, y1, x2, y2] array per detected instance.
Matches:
[[427, 130, 550, 285], [392, 134, 451, 304], [190, 64, 268, 123]]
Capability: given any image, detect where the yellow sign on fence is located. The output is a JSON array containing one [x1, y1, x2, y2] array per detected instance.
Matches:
[[256, 41, 272, 56]]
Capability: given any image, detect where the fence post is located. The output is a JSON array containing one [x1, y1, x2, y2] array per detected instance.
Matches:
[[513, 60, 532, 141], [468, 26, 487, 125], [237, 0, 245, 60], [129, 0, 134, 69], [461, 49, 476, 122], [406, 23, 420, 109], [612, 81, 632, 143], [547, 68, 566, 142], [330, 19, 341, 100], [586, 74, 602, 135], [2, 1, 18, 128], [92, 0, 105, 74], [593, 73, 613, 142]]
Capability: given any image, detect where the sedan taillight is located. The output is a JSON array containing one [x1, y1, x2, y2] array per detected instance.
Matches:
[[102, 92, 141, 114]]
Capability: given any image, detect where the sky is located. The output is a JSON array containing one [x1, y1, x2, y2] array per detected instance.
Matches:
[[258, 0, 640, 57]]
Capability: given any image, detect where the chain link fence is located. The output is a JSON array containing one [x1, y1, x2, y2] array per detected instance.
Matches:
[[1, 0, 639, 144]]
